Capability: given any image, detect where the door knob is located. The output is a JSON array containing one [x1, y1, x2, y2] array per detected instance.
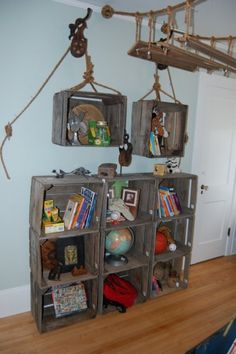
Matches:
[[200, 184, 209, 190], [200, 184, 209, 194]]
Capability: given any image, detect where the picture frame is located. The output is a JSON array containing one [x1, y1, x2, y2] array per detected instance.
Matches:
[[56, 237, 84, 273], [122, 188, 139, 207], [108, 188, 115, 199]]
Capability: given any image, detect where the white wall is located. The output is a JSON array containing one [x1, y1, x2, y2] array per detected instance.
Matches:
[[0, 0, 235, 317]]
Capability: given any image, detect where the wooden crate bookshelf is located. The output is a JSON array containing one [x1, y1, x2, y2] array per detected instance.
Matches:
[[29, 172, 197, 332]]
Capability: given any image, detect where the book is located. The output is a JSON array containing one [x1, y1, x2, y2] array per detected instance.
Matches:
[[76, 199, 90, 229], [71, 194, 86, 229], [159, 186, 181, 216], [163, 194, 175, 216], [171, 192, 182, 213], [63, 194, 83, 230], [81, 187, 97, 228], [159, 193, 169, 217], [52, 283, 87, 318]]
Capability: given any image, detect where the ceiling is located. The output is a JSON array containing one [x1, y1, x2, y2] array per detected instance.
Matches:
[[58, 0, 204, 14]]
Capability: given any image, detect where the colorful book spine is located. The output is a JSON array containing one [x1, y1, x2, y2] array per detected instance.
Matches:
[[163, 194, 175, 217], [76, 200, 90, 229], [63, 195, 80, 230], [85, 193, 97, 228], [71, 195, 86, 229], [81, 187, 97, 228]]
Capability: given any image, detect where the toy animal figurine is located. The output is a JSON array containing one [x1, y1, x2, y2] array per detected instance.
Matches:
[[165, 157, 181, 174], [48, 262, 63, 281], [52, 167, 91, 178]]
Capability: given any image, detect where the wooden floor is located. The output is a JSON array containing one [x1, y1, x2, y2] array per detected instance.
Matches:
[[1, 255, 236, 354]]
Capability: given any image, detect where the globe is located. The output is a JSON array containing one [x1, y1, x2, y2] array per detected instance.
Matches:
[[105, 228, 134, 266]]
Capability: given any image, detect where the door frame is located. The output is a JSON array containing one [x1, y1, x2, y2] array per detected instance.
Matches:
[[191, 71, 236, 261]]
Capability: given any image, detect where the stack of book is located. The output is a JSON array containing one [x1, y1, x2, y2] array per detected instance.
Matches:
[[63, 187, 97, 230], [158, 186, 182, 217]]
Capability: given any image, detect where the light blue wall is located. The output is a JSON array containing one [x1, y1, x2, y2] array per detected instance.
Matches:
[[0, 0, 234, 290]]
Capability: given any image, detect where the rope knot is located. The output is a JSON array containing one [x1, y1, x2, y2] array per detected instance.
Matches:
[[5, 123, 12, 139], [153, 82, 161, 92]]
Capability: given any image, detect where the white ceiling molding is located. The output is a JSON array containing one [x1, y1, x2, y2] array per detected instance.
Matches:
[[51, 0, 154, 25]]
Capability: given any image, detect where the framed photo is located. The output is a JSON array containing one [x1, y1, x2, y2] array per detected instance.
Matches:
[[56, 237, 84, 273], [108, 188, 115, 199], [122, 188, 139, 207]]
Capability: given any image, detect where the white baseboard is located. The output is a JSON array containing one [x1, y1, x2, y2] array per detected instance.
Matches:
[[0, 284, 30, 318]]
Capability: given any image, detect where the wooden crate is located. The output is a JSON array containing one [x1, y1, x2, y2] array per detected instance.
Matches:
[[131, 100, 188, 157], [155, 173, 197, 219], [100, 173, 156, 229], [31, 275, 97, 333], [29, 175, 104, 236], [29, 228, 100, 288], [52, 90, 127, 146], [150, 254, 191, 298], [98, 266, 149, 314]]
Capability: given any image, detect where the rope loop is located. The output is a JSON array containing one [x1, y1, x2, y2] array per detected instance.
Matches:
[[228, 35, 233, 55]]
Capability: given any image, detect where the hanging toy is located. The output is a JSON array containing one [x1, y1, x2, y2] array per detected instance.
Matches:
[[118, 131, 133, 172], [150, 105, 169, 156]]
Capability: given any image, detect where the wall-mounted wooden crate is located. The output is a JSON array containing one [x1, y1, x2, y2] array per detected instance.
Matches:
[[52, 91, 127, 146], [131, 100, 188, 158]]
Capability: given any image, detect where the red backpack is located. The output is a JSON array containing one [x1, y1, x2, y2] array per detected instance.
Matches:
[[103, 274, 138, 310]]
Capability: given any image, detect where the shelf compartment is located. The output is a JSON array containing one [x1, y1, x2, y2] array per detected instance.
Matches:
[[31, 274, 97, 333], [30, 175, 104, 236], [155, 173, 197, 219], [101, 223, 154, 275], [154, 216, 195, 254], [99, 266, 149, 314], [30, 228, 100, 289], [131, 99, 188, 158], [52, 90, 127, 147], [150, 254, 190, 299], [101, 173, 156, 228]]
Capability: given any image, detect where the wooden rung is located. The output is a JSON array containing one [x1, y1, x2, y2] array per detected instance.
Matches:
[[179, 36, 236, 69]]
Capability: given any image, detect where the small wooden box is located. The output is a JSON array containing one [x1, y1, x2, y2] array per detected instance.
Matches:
[[131, 100, 188, 158], [52, 91, 127, 146]]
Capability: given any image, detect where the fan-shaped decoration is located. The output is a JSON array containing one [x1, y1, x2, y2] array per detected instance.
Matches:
[[68, 104, 105, 145]]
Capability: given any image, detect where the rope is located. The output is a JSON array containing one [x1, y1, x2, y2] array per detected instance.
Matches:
[[68, 54, 122, 95], [227, 35, 233, 55], [167, 67, 177, 102], [0, 46, 71, 179], [135, 13, 142, 42], [101, 1, 198, 19], [138, 65, 181, 104]]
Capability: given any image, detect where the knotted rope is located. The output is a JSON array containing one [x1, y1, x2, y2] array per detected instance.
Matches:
[[139, 65, 181, 104], [68, 53, 121, 95]]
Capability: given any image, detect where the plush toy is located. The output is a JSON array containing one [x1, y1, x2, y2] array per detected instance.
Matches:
[[165, 157, 181, 174], [158, 225, 177, 252]]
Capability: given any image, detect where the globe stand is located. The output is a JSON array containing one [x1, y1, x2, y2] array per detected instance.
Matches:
[[105, 254, 128, 267]]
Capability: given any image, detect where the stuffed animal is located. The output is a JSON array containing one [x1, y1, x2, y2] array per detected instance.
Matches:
[[165, 157, 181, 174], [158, 225, 177, 252]]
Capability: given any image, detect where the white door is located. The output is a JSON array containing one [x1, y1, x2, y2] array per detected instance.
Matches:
[[191, 72, 236, 264]]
